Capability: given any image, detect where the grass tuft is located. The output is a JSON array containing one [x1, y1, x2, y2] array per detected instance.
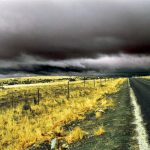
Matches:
[[94, 126, 105, 136], [65, 127, 85, 144]]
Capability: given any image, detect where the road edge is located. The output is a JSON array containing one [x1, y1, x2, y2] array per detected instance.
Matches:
[[128, 79, 150, 150]]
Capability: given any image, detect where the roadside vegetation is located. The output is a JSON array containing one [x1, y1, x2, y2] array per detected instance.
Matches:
[[0, 77, 137, 150], [68, 80, 138, 150]]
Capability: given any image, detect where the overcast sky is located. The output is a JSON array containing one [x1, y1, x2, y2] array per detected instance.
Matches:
[[0, 0, 150, 76]]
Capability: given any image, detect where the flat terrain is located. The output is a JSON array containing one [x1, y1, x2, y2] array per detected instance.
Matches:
[[1, 77, 130, 150], [28, 81, 138, 150], [130, 78, 150, 142], [68, 81, 138, 150], [0, 76, 142, 150]]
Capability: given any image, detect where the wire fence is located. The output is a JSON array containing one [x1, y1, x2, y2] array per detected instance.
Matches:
[[0, 78, 111, 110]]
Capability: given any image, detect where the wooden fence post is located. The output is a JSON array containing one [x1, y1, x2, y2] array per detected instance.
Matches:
[[67, 81, 70, 99], [99, 78, 101, 87], [11, 92, 14, 109], [37, 89, 40, 104], [94, 79, 96, 88], [84, 77, 86, 88]]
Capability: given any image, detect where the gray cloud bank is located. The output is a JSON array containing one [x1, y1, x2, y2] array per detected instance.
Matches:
[[0, 0, 150, 60], [0, 54, 149, 76]]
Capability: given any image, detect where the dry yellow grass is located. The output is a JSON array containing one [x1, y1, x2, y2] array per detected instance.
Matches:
[[65, 127, 85, 144], [0, 77, 126, 150], [94, 126, 105, 136], [140, 76, 150, 79], [95, 112, 102, 118]]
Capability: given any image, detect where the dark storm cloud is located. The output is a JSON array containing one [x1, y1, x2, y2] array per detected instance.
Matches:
[[0, 54, 149, 76], [0, 0, 150, 60]]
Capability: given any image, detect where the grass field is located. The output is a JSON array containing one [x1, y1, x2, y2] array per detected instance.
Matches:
[[0, 76, 138, 150]]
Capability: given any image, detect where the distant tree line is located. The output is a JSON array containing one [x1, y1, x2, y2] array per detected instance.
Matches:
[[0, 78, 54, 85], [0, 77, 79, 86]]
